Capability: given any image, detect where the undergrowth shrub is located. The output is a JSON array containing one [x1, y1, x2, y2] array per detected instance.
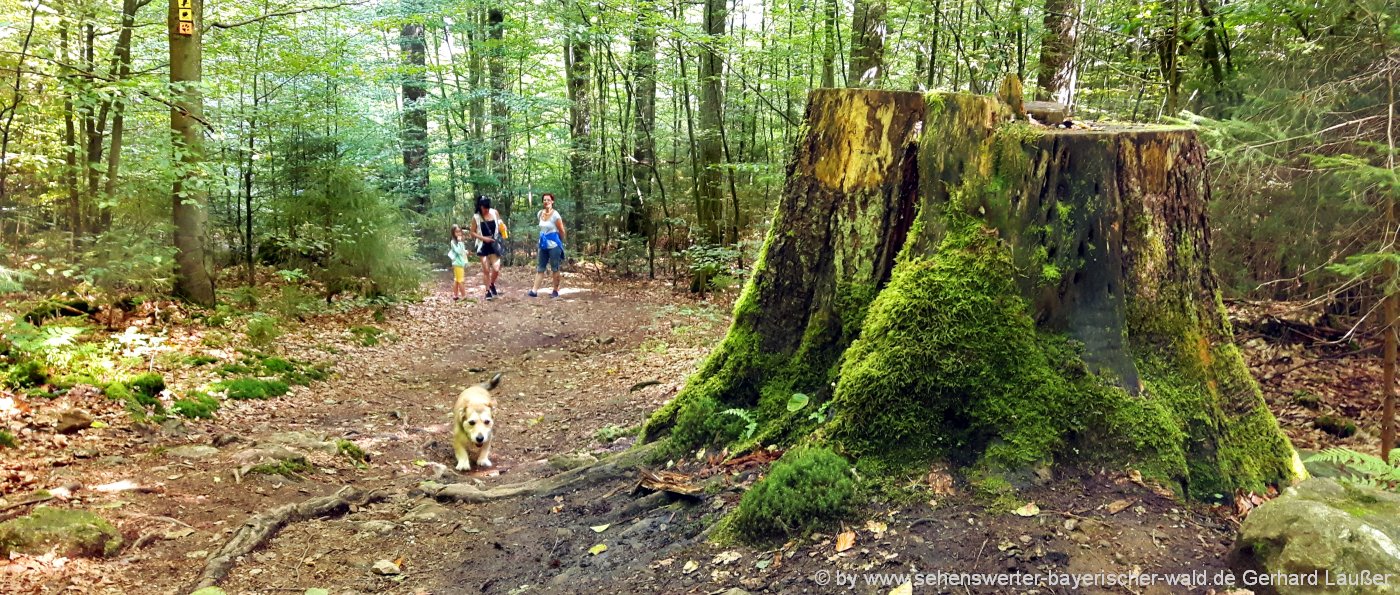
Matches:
[[216, 377, 289, 400], [172, 392, 220, 419], [730, 447, 857, 542]]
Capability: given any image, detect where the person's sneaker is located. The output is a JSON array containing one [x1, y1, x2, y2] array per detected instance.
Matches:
[[527, 290, 538, 298], [490, 284, 498, 296], [551, 290, 560, 298], [485, 291, 494, 300]]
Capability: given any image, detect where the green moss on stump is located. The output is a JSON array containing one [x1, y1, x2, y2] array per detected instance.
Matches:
[[730, 447, 857, 541], [0, 507, 122, 558]]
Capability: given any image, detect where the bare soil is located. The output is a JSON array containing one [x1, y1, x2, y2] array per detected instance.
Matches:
[[1, 270, 1361, 594]]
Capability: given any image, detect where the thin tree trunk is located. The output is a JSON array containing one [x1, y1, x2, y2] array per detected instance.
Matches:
[[1035, 0, 1078, 103], [695, 0, 727, 250], [101, 0, 145, 232], [62, 15, 82, 240], [821, 0, 837, 87], [170, 0, 215, 305], [625, 0, 657, 242], [401, 12, 430, 216], [0, 3, 40, 207], [488, 7, 509, 217], [848, 0, 886, 86], [565, 2, 593, 239], [1382, 70, 1397, 460]]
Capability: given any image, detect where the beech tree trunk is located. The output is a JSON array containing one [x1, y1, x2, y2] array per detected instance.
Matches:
[[400, 14, 430, 215], [170, 0, 215, 305], [644, 89, 1300, 499]]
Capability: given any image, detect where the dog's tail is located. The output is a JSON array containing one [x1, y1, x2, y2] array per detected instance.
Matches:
[[480, 372, 502, 391]]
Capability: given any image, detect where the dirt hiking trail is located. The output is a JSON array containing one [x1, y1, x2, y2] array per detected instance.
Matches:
[[4, 269, 1247, 595]]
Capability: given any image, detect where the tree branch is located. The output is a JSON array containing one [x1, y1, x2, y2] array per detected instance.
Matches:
[[206, 1, 367, 30]]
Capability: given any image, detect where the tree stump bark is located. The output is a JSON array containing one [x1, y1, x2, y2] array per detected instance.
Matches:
[[646, 90, 1301, 500], [641, 89, 923, 446]]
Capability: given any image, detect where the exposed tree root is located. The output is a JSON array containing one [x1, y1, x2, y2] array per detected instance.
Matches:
[[419, 442, 661, 504], [189, 485, 387, 591]]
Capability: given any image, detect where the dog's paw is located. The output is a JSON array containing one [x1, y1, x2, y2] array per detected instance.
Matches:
[[454, 460, 472, 472], [477, 457, 493, 468]]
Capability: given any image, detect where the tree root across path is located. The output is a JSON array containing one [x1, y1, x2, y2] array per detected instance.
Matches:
[[418, 442, 662, 504], [189, 486, 388, 591]]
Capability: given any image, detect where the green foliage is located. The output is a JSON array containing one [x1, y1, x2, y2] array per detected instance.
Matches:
[[594, 424, 638, 443], [172, 392, 220, 419], [5, 361, 48, 389], [336, 439, 368, 466], [244, 315, 282, 348], [1307, 448, 1400, 492], [128, 373, 165, 397], [684, 244, 741, 291], [720, 409, 759, 442], [0, 430, 15, 448], [1314, 414, 1358, 438], [785, 393, 809, 412], [185, 354, 219, 366], [103, 382, 132, 401], [730, 447, 857, 541], [349, 325, 383, 347], [215, 378, 290, 401], [1292, 390, 1322, 409]]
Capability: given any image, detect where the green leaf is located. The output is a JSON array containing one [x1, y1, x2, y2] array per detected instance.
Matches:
[[786, 393, 809, 412]]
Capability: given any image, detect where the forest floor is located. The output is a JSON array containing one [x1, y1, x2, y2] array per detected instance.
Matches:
[[0, 269, 1379, 595]]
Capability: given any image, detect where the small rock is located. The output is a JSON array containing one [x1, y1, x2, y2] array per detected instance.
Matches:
[[372, 559, 401, 576], [0, 507, 123, 558], [263, 431, 338, 454], [402, 502, 452, 523], [56, 409, 94, 434], [740, 577, 767, 590], [211, 434, 240, 448], [720, 589, 752, 595], [160, 418, 187, 436], [167, 445, 220, 460], [98, 456, 128, 466], [357, 520, 398, 535], [1063, 518, 1078, 532], [186, 550, 209, 559], [547, 452, 598, 471], [1018, 534, 1032, 545]]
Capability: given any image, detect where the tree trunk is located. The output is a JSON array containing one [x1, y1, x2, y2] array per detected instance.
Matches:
[[466, 16, 487, 197], [565, 4, 593, 239], [487, 7, 509, 216], [625, 0, 657, 240], [821, 0, 837, 88], [401, 15, 430, 215], [848, 0, 886, 87], [643, 90, 1300, 501], [170, 0, 215, 306], [1035, 0, 1078, 103], [694, 0, 726, 249], [101, 0, 143, 232]]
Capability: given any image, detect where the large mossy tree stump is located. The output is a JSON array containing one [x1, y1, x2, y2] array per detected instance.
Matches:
[[644, 89, 1302, 502]]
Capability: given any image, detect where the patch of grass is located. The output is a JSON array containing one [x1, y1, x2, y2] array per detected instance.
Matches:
[[1314, 414, 1358, 438], [215, 377, 289, 400], [52, 374, 98, 389], [730, 447, 857, 542], [215, 363, 254, 376], [172, 392, 220, 419], [247, 458, 312, 477], [594, 424, 639, 443], [245, 315, 282, 348], [349, 326, 383, 347], [0, 430, 15, 448], [336, 439, 369, 466], [260, 357, 294, 373], [128, 373, 165, 397], [185, 354, 219, 366], [103, 382, 131, 401], [5, 361, 47, 389], [23, 387, 55, 399], [1292, 390, 1322, 410]]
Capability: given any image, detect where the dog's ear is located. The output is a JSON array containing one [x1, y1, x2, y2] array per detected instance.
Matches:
[[482, 372, 502, 391]]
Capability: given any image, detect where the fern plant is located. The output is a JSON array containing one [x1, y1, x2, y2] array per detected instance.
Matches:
[[1307, 447, 1400, 492], [720, 408, 758, 442]]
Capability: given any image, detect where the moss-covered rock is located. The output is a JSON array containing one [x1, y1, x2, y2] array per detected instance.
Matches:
[[0, 507, 122, 558], [5, 360, 47, 389], [730, 447, 856, 541], [1232, 478, 1400, 594]]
